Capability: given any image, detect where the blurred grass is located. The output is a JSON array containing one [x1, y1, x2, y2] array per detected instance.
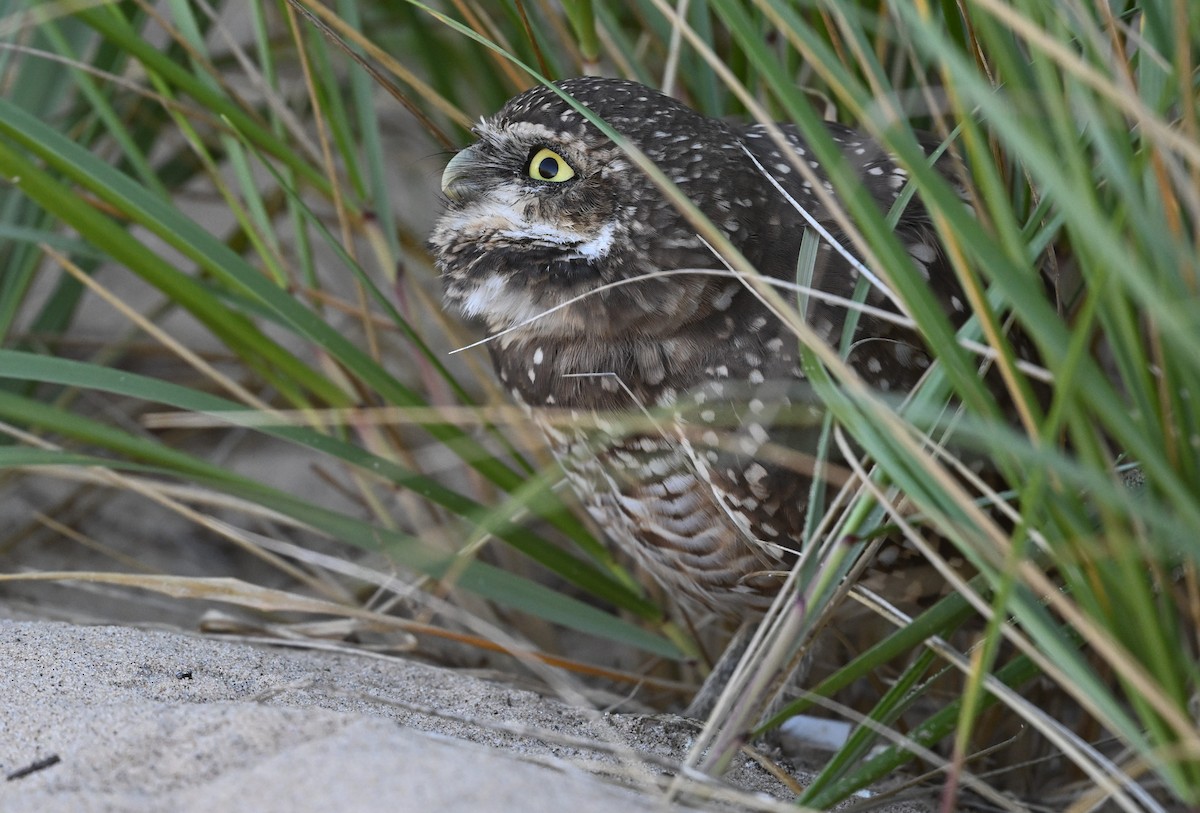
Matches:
[[1, 0, 1197, 809]]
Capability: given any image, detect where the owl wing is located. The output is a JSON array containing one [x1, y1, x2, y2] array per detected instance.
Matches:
[[668, 124, 978, 562], [735, 121, 978, 392]]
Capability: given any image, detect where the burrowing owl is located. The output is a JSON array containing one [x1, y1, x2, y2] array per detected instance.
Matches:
[[429, 78, 978, 627]]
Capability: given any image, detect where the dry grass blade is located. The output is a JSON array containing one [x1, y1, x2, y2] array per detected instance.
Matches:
[[848, 586, 1164, 813], [227, 531, 693, 694], [5, 0, 1196, 807], [0, 571, 374, 616], [285, 0, 470, 140], [968, 0, 1200, 170]]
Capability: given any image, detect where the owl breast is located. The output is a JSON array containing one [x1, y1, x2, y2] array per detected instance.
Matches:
[[491, 312, 817, 616], [548, 423, 789, 613], [526, 366, 801, 615]]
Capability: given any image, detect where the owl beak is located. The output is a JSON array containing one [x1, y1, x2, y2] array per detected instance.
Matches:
[[441, 146, 483, 203]]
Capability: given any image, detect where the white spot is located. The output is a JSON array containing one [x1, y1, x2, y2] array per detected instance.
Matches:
[[748, 369, 764, 384], [637, 437, 661, 453], [712, 283, 738, 311], [745, 463, 770, 500], [662, 473, 694, 494], [532, 347, 544, 365], [909, 243, 937, 264]]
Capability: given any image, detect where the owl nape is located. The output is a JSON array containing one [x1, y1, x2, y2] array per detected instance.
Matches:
[[429, 77, 997, 719]]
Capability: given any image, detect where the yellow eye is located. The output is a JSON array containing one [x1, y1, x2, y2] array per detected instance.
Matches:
[[527, 148, 575, 183]]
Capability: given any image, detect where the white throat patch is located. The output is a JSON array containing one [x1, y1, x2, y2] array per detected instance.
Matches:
[[496, 219, 616, 262], [457, 274, 543, 326]]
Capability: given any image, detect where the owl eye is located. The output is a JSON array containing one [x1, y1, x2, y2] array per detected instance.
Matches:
[[527, 147, 576, 183]]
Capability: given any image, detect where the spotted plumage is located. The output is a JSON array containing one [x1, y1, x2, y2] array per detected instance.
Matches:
[[429, 78, 976, 618]]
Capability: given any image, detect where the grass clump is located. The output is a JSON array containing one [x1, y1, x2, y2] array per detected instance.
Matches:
[[1, 1, 1197, 809]]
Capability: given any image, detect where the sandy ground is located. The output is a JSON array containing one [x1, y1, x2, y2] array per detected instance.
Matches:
[[0, 617, 935, 813]]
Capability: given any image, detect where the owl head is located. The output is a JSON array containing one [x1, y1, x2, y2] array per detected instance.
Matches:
[[428, 78, 768, 345]]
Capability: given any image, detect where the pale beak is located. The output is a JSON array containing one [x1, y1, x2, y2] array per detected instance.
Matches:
[[441, 145, 484, 203]]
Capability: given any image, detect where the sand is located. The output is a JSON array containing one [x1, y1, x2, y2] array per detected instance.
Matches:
[[0, 618, 933, 812]]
